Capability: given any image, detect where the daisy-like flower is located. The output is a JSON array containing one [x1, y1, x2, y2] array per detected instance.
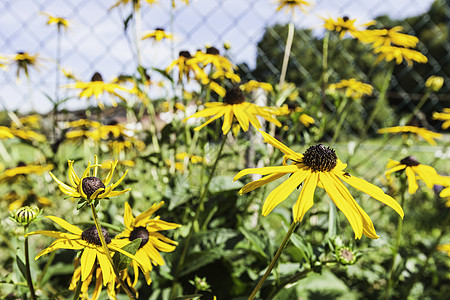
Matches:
[[49, 156, 130, 201], [192, 47, 235, 75], [322, 16, 375, 39], [69, 263, 115, 300], [167, 51, 207, 83], [373, 45, 428, 66], [328, 78, 373, 99], [39, 12, 70, 31], [0, 163, 54, 183], [359, 26, 419, 48], [65, 119, 102, 141], [240, 80, 273, 94], [385, 156, 443, 194], [433, 108, 450, 130], [234, 131, 404, 239], [425, 75, 444, 92], [27, 216, 144, 286], [63, 72, 136, 109], [184, 86, 288, 135], [142, 28, 173, 41], [116, 202, 180, 287], [10, 52, 41, 79], [276, 0, 313, 14], [10, 114, 41, 130], [377, 126, 442, 146]]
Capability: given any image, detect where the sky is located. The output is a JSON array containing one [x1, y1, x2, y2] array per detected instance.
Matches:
[[0, 0, 436, 113]]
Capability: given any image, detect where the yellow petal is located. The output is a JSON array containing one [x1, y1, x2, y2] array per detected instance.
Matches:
[[414, 165, 439, 189], [124, 202, 135, 230], [46, 216, 83, 235], [135, 202, 164, 226], [232, 104, 250, 132], [234, 165, 299, 181], [385, 164, 406, 179], [81, 247, 97, 282], [97, 252, 113, 284], [239, 172, 287, 194], [259, 130, 301, 159], [193, 110, 227, 132], [221, 106, 234, 134], [262, 170, 309, 216], [293, 171, 318, 222], [103, 160, 118, 187], [405, 167, 419, 194]]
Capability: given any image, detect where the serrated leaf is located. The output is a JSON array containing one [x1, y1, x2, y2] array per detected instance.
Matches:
[[113, 238, 141, 271]]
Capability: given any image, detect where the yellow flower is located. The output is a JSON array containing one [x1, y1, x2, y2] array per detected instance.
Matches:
[[69, 262, 116, 300], [142, 28, 173, 41], [6, 190, 52, 211], [116, 202, 180, 287], [27, 216, 144, 287], [322, 16, 375, 39], [234, 131, 404, 239], [328, 78, 373, 99], [437, 244, 450, 256], [433, 108, 450, 130], [171, 0, 189, 8], [192, 47, 235, 75], [276, 0, 313, 14], [0, 163, 54, 183], [240, 80, 273, 94], [10, 52, 41, 79], [385, 156, 443, 194], [425, 75, 444, 92], [359, 26, 419, 48], [110, 0, 158, 10], [299, 113, 315, 127], [49, 156, 130, 201], [377, 126, 442, 146], [184, 86, 288, 135], [63, 72, 136, 109], [373, 45, 428, 66], [39, 12, 70, 30], [167, 51, 207, 83], [10, 114, 41, 130], [0, 126, 14, 139]]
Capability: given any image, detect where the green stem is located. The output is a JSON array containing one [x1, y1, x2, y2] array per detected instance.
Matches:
[[385, 175, 406, 300], [170, 135, 227, 299], [248, 222, 299, 300], [37, 251, 56, 286], [278, 22, 294, 88], [330, 97, 350, 146], [24, 226, 37, 300], [72, 276, 82, 300], [327, 198, 338, 237], [90, 204, 135, 300]]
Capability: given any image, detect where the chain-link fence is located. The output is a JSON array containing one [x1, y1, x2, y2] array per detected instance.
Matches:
[[0, 0, 449, 135]]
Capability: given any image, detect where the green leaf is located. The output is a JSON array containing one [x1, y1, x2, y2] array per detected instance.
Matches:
[[239, 227, 268, 259], [174, 294, 203, 300], [113, 238, 141, 271], [290, 233, 312, 264], [16, 255, 27, 280]]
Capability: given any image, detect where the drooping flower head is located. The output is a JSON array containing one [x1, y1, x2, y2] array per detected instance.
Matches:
[[10, 52, 42, 79], [49, 156, 130, 203], [184, 86, 289, 135], [327, 78, 373, 100], [322, 16, 375, 39], [377, 126, 442, 146], [385, 156, 444, 194], [276, 0, 313, 15], [234, 131, 404, 239], [116, 202, 180, 287], [167, 50, 207, 83]]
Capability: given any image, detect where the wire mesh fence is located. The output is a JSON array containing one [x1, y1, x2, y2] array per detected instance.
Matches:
[[0, 0, 449, 135]]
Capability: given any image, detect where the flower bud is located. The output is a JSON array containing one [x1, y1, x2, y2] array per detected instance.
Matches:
[[11, 206, 40, 225], [425, 75, 444, 92]]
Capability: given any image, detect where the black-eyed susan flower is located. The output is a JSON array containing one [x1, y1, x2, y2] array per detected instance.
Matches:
[[9, 52, 42, 79], [63, 72, 136, 109], [27, 216, 144, 286], [111, 0, 158, 10], [192, 47, 235, 75], [234, 131, 404, 239], [142, 28, 173, 41], [425, 75, 444, 92], [328, 78, 373, 99], [167, 51, 207, 83], [377, 126, 442, 146], [39, 12, 70, 31], [385, 156, 443, 194], [373, 45, 428, 66], [69, 263, 115, 300], [433, 108, 450, 130], [10, 206, 41, 226], [276, 0, 313, 14], [184, 86, 288, 135], [116, 202, 180, 287], [64, 119, 102, 141], [49, 156, 130, 201], [359, 26, 419, 48], [322, 16, 375, 39], [240, 80, 273, 94], [0, 163, 54, 184]]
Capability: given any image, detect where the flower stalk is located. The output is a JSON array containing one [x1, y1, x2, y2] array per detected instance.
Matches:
[[248, 221, 299, 300], [24, 225, 37, 300]]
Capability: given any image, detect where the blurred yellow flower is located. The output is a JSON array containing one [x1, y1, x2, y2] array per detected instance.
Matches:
[[373, 45, 427, 66], [10, 52, 41, 79], [142, 28, 173, 41], [299, 113, 315, 127], [111, 0, 158, 10], [116, 202, 180, 287], [0, 163, 54, 183], [240, 80, 273, 94], [171, 0, 189, 8], [167, 51, 207, 83], [69, 261, 116, 300], [385, 156, 443, 194], [425, 75, 444, 92], [322, 16, 375, 39], [433, 108, 450, 130], [10, 114, 41, 130], [39, 12, 70, 30], [359, 26, 418, 48], [234, 131, 404, 239], [49, 156, 130, 201], [0, 126, 14, 139], [185, 86, 288, 135], [63, 72, 136, 109], [377, 126, 442, 146], [276, 0, 313, 14], [437, 244, 450, 256], [7, 190, 52, 211], [328, 78, 373, 99]]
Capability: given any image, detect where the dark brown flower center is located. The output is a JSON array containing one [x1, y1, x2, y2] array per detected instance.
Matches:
[[81, 226, 111, 246], [206, 46, 220, 55], [129, 226, 149, 249], [302, 144, 337, 172], [179, 51, 192, 59], [155, 27, 165, 31], [224, 86, 245, 105], [400, 156, 420, 166], [342, 16, 349, 22], [91, 72, 103, 82], [82, 177, 105, 198]]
